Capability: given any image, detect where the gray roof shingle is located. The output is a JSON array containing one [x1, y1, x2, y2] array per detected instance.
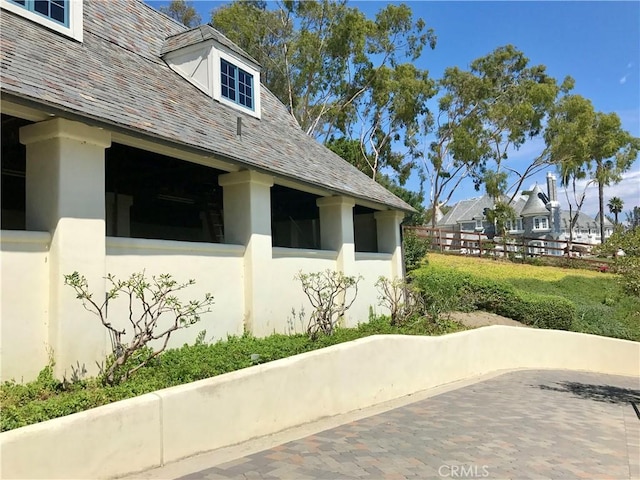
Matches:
[[162, 25, 260, 68], [520, 185, 549, 216], [0, 0, 413, 212]]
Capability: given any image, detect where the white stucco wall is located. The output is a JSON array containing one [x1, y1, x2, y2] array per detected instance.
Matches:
[[1, 326, 638, 480], [0, 231, 51, 381], [349, 254, 394, 326], [269, 247, 338, 334], [105, 237, 246, 347]]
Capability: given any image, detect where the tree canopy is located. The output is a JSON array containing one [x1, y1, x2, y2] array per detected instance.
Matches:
[[425, 45, 573, 226], [154, 0, 637, 232], [211, 0, 437, 184], [159, 0, 201, 27], [546, 94, 639, 241]]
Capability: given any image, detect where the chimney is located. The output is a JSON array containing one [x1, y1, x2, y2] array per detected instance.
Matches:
[[546, 172, 561, 236], [546, 172, 557, 203]]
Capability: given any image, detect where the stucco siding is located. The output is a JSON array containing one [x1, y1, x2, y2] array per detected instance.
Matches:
[[0, 231, 51, 381], [105, 237, 246, 347]]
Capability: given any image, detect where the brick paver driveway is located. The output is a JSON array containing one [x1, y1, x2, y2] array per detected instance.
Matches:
[[141, 370, 640, 480]]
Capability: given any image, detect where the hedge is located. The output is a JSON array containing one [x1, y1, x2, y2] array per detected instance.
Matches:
[[412, 266, 575, 331]]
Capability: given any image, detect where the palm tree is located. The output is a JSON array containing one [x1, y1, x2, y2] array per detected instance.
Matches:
[[607, 196, 624, 225]]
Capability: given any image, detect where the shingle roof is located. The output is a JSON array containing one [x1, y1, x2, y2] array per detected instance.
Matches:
[[438, 193, 527, 226], [0, 0, 413, 212], [520, 185, 549, 216], [560, 211, 599, 230], [161, 25, 260, 68], [594, 212, 614, 226]]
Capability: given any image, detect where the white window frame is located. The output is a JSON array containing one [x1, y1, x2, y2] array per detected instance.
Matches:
[[533, 216, 549, 231], [212, 47, 261, 119], [506, 218, 523, 233], [1, 0, 82, 42]]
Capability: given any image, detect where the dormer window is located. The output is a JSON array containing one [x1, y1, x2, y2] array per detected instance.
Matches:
[[162, 25, 261, 119], [1, 0, 82, 41], [221, 59, 254, 110], [533, 216, 549, 231]]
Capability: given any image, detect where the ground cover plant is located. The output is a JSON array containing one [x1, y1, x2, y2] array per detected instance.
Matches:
[[417, 253, 640, 341], [0, 315, 464, 432]]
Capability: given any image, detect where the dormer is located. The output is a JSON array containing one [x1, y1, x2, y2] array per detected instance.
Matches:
[[162, 25, 261, 119], [1, 0, 83, 42]]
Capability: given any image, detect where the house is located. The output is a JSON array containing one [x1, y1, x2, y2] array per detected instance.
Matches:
[[437, 172, 613, 255], [0, 0, 411, 381]]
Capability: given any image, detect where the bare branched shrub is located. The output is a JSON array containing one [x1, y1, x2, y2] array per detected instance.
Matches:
[[64, 271, 214, 385], [295, 270, 361, 339], [376, 276, 424, 325]]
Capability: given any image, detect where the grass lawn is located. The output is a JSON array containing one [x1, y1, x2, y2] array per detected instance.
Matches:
[[426, 253, 640, 341]]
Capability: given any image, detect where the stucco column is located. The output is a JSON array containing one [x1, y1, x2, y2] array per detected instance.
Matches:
[[316, 196, 356, 275], [316, 196, 356, 327], [219, 170, 274, 336], [374, 210, 405, 278], [21, 118, 111, 378]]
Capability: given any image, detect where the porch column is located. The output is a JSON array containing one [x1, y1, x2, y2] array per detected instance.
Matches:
[[219, 170, 274, 336], [374, 210, 405, 278], [316, 196, 356, 275], [21, 118, 111, 378], [316, 196, 356, 326]]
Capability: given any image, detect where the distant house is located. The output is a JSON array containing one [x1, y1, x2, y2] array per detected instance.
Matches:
[[0, 0, 411, 381], [437, 173, 613, 255]]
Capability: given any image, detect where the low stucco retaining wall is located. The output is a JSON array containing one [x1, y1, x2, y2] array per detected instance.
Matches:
[[1, 326, 638, 479]]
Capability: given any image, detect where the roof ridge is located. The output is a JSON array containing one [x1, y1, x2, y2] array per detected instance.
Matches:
[[135, 0, 188, 31]]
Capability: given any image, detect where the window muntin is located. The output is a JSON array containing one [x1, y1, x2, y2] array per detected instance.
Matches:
[[9, 0, 67, 26], [533, 216, 549, 230], [506, 218, 523, 231], [220, 59, 254, 110]]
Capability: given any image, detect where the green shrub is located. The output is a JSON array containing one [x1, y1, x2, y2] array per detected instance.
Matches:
[[572, 304, 635, 340], [411, 265, 575, 330], [0, 315, 464, 432], [403, 229, 430, 272], [497, 292, 574, 330]]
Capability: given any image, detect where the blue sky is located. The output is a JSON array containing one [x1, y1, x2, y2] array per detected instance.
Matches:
[[149, 1, 639, 217]]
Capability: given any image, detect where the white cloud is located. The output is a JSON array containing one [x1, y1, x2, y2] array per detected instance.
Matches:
[[619, 74, 628, 84], [521, 168, 639, 219], [628, 62, 634, 69], [568, 169, 640, 217]]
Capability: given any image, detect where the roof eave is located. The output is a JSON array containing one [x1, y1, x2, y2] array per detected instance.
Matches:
[[1, 92, 413, 213]]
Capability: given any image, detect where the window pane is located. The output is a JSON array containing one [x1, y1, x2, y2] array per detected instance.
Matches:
[[220, 60, 236, 102], [51, 0, 65, 23], [34, 0, 49, 15], [238, 68, 253, 108]]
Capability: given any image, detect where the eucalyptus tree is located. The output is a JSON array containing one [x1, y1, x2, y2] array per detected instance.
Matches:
[[607, 197, 624, 225], [325, 136, 427, 225], [546, 94, 639, 242], [589, 114, 639, 241], [544, 94, 595, 248], [427, 45, 573, 228], [211, 1, 437, 183], [159, 0, 201, 27]]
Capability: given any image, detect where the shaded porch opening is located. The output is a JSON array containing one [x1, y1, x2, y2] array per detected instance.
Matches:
[[271, 185, 321, 249], [106, 143, 225, 243], [0, 114, 30, 230], [354, 205, 378, 253]]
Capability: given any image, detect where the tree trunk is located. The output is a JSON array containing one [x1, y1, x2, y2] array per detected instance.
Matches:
[[598, 180, 605, 243]]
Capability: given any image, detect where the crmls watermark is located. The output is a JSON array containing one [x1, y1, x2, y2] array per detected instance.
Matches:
[[438, 464, 490, 478]]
